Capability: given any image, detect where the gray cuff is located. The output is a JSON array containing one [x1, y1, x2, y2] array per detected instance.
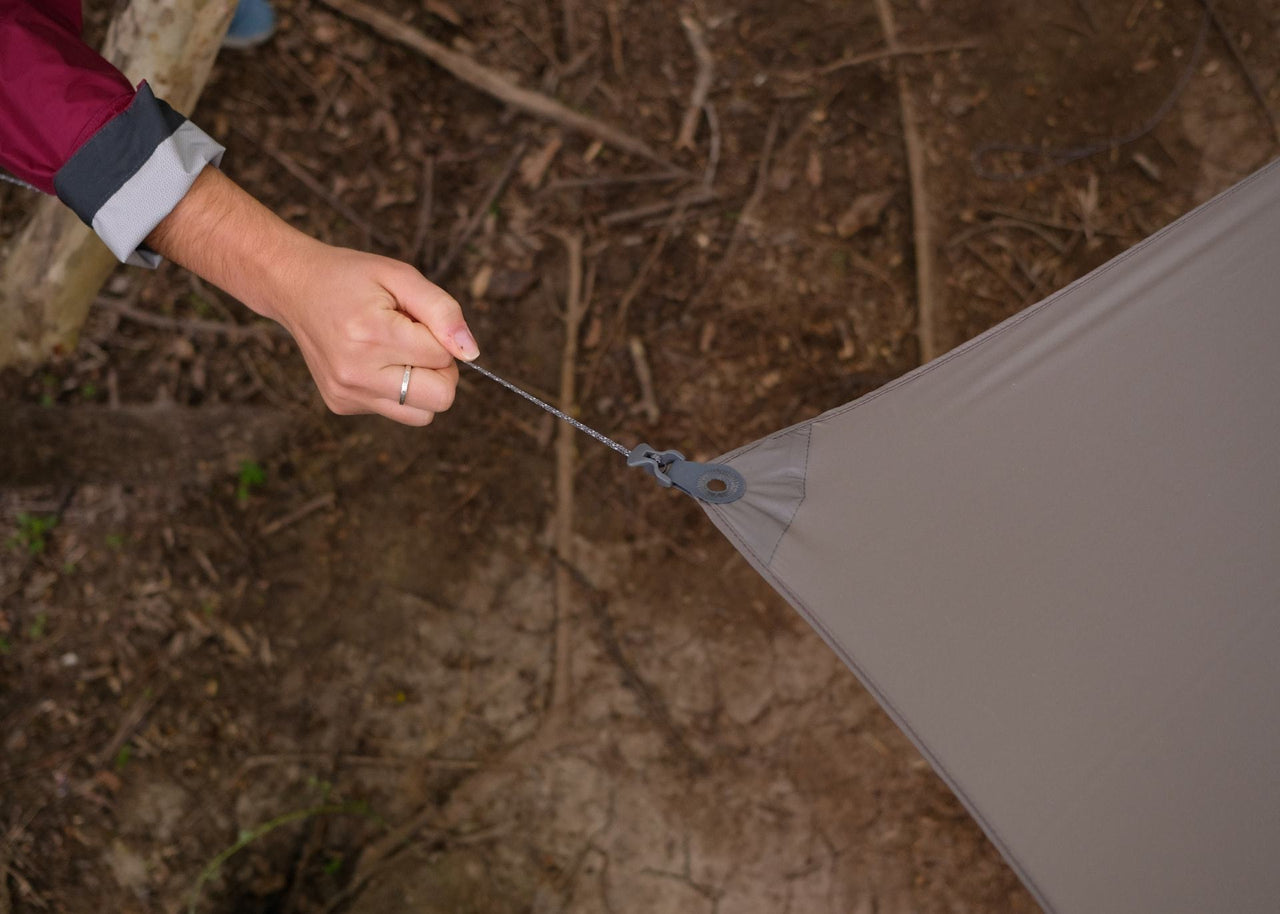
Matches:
[[99, 121, 225, 267], [53, 83, 226, 268]]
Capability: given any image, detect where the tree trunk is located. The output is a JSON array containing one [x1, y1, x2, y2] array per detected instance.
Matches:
[[0, 0, 237, 368]]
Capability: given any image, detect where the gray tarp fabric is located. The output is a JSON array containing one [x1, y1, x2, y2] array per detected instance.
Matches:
[[703, 157, 1280, 914]]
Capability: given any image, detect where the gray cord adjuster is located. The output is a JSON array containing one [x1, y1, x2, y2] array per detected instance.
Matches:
[[627, 444, 746, 504]]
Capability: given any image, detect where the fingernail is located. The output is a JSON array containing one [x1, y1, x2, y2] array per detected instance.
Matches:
[[453, 329, 479, 361]]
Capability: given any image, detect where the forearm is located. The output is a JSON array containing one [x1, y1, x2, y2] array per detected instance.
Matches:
[[145, 164, 315, 324]]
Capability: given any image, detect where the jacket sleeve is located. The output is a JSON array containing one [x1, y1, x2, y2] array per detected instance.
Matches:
[[0, 0, 225, 266]]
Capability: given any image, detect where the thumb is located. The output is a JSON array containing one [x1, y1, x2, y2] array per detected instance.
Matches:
[[384, 264, 480, 362]]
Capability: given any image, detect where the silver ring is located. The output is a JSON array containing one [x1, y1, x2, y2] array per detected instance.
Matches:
[[399, 365, 413, 405]]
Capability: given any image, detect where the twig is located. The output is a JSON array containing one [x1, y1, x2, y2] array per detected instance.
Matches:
[[686, 105, 781, 309], [962, 241, 1033, 302], [94, 678, 171, 768], [432, 141, 528, 282], [317, 0, 671, 168], [977, 205, 1123, 237], [309, 69, 348, 131], [702, 103, 721, 189], [237, 128, 397, 249], [561, 0, 579, 59], [605, 0, 626, 78], [544, 170, 684, 191], [676, 14, 714, 151], [408, 155, 435, 269], [95, 296, 287, 342], [550, 232, 585, 718], [259, 493, 336, 537], [599, 186, 715, 226], [582, 200, 689, 399], [801, 39, 981, 77], [1201, 0, 1280, 145], [947, 218, 1069, 254], [627, 336, 660, 423], [874, 0, 940, 363]]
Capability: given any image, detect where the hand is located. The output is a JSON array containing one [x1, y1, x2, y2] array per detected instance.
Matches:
[[146, 166, 479, 426], [270, 242, 478, 425]]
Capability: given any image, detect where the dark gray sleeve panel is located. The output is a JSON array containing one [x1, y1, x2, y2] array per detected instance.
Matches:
[[705, 157, 1280, 914]]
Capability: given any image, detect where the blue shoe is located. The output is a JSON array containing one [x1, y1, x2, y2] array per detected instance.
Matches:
[[223, 0, 276, 49]]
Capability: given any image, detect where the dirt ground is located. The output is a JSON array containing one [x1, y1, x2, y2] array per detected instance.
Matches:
[[2, 0, 1277, 912]]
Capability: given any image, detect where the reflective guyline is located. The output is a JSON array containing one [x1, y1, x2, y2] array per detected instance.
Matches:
[[462, 360, 631, 457]]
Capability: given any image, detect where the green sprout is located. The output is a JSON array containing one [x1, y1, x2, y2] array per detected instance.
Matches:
[[9, 513, 57, 554], [235, 460, 266, 505], [25, 612, 48, 640]]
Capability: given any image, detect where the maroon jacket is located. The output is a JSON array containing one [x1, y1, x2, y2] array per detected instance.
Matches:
[[0, 0, 223, 265]]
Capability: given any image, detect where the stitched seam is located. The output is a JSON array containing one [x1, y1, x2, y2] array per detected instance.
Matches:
[[764, 425, 811, 566]]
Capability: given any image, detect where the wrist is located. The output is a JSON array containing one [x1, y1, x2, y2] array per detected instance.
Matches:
[[146, 166, 323, 328]]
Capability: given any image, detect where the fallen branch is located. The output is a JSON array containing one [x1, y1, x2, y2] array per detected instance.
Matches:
[[789, 39, 980, 78], [874, 0, 940, 363], [676, 14, 714, 151], [96, 295, 287, 342], [550, 231, 585, 718], [432, 141, 527, 282], [317, 0, 670, 167], [258, 493, 336, 536]]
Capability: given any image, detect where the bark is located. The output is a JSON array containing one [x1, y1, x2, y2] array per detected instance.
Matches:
[[0, 0, 237, 367]]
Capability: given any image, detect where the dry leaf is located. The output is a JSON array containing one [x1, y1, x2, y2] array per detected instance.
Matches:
[[426, 0, 463, 26], [836, 189, 895, 238], [1131, 152, 1161, 182], [470, 263, 494, 299], [583, 316, 603, 349], [520, 135, 563, 188], [806, 150, 823, 188]]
